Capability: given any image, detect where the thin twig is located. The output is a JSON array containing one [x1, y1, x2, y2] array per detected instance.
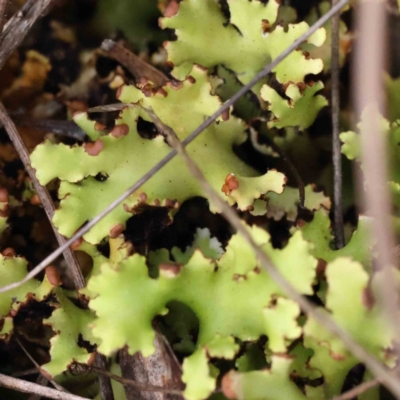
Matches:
[[101, 40, 168, 87], [17, 339, 67, 393], [0, 103, 85, 289], [28, 374, 48, 400], [94, 354, 115, 400], [0, 0, 7, 35], [90, 365, 183, 395], [0, 0, 349, 295], [144, 106, 400, 398], [353, 0, 400, 370], [331, 0, 345, 249], [14, 119, 86, 141], [12, 368, 38, 377], [0, 0, 53, 71], [0, 373, 90, 400], [333, 377, 380, 400]]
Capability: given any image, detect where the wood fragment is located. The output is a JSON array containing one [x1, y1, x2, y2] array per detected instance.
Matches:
[[0, 0, 53, 71], [119, 330, 183, 400], [95, 354, 115, 400], [101, 40, 168, 87], [0, 373, 89, 400], [0, 0, 7, 35], [0, 103, 86, 289]]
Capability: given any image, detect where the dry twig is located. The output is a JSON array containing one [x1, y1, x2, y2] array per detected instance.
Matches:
[[28, 374, 49, 400], [0, 103, 85, 289], [0, 373, 89, 400], [331, 0, 345, 248], [17, 339, 67, 393], [333, 377, 380, 400], [0, 0, 52, 71], [101, 39, 168, 87]]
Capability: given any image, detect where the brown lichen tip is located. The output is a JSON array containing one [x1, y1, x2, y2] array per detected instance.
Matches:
[[221, 109, 230, 121], [86, 352, 97, 366], [159, 263, 182, 278], [187, 75, 196, 84], [116, 84, 125, 99], [94, 121, 107, 131], [164, 0, 179, 17], [140, 193, 148, 202], [70, 237, 83, 250], [110, 223, 124, 239], [156, 88, 168, 97], [0, 188, 9, 203], [111, 123, 130, 138], [168, 80, 183, 90], [221, 371, 238, 400], [45, 266, 62, 286], [262, 19, 271, 33], [221, 174, 239, 195], [2, 248, 15, 257], [84, 139, 104, 156], [30, 194, 41, 206]]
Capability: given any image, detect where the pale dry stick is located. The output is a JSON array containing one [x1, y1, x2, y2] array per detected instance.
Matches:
[[16, 339, 67, 393], [0, 0, 7, 34], [89, 365, 183, 396], [0, 103, 86, 289], [144, 106, 400, 398], [353, 0, 400, 361], [0, 0, 349, 290], [0, 373, 90, 400], [331, 0, 345, 249], [333, 377, 380, 400], [28, 374, 49, 400], [0, 0, 52, 71], [101, 39, 168, 87]]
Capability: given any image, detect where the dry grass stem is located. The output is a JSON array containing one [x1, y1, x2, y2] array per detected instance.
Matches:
[[0, 103, 85, 288]]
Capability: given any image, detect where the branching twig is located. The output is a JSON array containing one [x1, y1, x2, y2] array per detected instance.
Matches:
[[17, 339, 67, 393], [144, 106, 400, 398], [331, 0, 345, 249], [101, 40, 168, 87], [0, 0, 349, 295], [0, 0, 53, 71], [0, 103, 85, 289], [0, 373, 90, 400]]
